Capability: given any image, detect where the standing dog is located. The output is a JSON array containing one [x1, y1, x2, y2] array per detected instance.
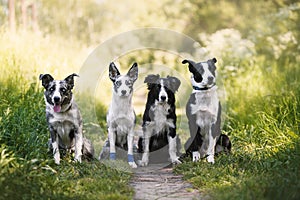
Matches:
[[138, 75, 181, 166], [40, 73, 94, 164], [182, 58, 231, 164], [107, 62, 138, 168]]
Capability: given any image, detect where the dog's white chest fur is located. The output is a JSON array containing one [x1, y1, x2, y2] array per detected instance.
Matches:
[[107, 94, 135, 135], [148, 101, 175, 134], [47, 106, 79, 148], [190, 87, 219, 129]]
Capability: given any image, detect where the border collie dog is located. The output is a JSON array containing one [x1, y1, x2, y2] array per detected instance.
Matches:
[[138, 74, 182, 166], [107, 62, 138, 168], [182, 58, 231, 164], [39, 73, 94, 164]]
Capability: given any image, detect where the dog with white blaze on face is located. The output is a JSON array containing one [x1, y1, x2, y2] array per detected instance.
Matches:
[[138, 74, 182, 166], [182, 58, 231, 164], [39, 73, 94, 164], [106, 62, 138, 168]]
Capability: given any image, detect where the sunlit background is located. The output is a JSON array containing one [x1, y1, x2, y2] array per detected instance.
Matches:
[[0, 1, 299, 199]]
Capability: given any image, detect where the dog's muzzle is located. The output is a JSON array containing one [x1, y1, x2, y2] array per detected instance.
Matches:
[[53, 96, 62, 112]]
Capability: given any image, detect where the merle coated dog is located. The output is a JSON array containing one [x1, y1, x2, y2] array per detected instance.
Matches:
[[106, 62, 138, 168], [182, 58, 231, 163], [39, 73, 94, 164], [138, 74, 182, 166]]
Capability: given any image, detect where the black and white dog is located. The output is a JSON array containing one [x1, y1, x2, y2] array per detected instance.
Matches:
[[106, 62, 138, 168], [138, 75, 182, 166], [182, 58, 231, 164], [39, 73, 94, 164]]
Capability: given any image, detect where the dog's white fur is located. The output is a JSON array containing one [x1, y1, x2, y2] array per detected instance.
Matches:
[[107, 63, 138, 168], [183, 58, 219, 164], [46, 99, 83, 164], [190, 86, 219, 163]]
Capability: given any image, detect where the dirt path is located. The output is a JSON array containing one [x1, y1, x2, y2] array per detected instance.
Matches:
[[130, 163, 202, 200]]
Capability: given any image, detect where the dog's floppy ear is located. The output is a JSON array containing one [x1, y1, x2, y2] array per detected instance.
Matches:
[[39, 74, 54, 89], [211, 57, 217, 64], [144, 74, 160, 90], [167, 76, 181, 92], [109, 62, 120, 82], [64, 73, 79, 90], [127, 62, 138, 82], [182, 59, 198, 74]]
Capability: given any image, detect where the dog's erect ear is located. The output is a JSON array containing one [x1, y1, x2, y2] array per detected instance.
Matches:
[[109, 62, 120, 82], [144, 74, 160, 90], [211, 57, 217, 64], [39, 74, 54, 89], [64, 73, 79, 90], [182, 59, 198, 74], [127, 62, 138, 82], [167, 76, 181, 92]]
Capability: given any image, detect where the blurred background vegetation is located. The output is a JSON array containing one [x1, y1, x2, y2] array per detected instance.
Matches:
[[0, 0, 299, 199]]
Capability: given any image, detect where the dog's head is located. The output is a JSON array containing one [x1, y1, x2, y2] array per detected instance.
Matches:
[[39, 73, 79, 113], [144, 74, 181, 104], [182, 58, 217, 90], [109, 62, 138, 97]]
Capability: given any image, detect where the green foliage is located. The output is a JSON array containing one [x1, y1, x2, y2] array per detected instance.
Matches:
[[0, 159, 133, 200]]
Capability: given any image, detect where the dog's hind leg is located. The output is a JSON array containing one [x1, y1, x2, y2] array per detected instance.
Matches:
[[127, 130, 137, 168], [83, 138, 95, 160]]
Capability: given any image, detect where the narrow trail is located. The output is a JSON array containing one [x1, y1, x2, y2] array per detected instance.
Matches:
[[130, 163, 203, 200]]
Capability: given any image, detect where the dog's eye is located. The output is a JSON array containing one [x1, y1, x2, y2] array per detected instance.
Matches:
[[125, 80, 132, 86], [49, 87, 55, 92], [60, 88, 66, 93], [115, 81, 121, 87]]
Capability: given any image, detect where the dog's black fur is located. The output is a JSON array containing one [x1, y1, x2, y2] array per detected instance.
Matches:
[[138, 75, 181, 165]]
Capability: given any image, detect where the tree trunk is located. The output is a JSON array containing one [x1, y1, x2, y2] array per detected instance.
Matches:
[[8, 0, 16, 33]]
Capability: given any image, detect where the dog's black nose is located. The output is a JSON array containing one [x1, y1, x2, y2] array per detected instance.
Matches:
[[160, 96, 166, 101], [208, 76, 214, 84], [121, 90, 127, 96], [53, 96, 60, 103]]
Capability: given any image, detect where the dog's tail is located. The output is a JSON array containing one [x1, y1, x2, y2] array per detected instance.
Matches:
[[83, 138, 95, 161]]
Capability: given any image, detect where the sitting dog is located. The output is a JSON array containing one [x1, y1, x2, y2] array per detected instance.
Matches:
[[106, 62, 138, 168], [138, 74, 182, 166], [182, 58, 231, 164], [39, 73, 94, 164]]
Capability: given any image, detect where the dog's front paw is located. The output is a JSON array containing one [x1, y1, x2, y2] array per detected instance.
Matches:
[[192, 151, 200, 162], [171, 157, 182, 165], [54, 153, 60, 165], [139, 153, 149, 167], [128, 161, 138, 168], [54, 159, 60, 165], [207, 155, 215, 164], [74, 155, 82, 163]]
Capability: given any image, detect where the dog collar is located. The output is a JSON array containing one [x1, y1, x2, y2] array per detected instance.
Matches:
[[193, 83, 216, 91]]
